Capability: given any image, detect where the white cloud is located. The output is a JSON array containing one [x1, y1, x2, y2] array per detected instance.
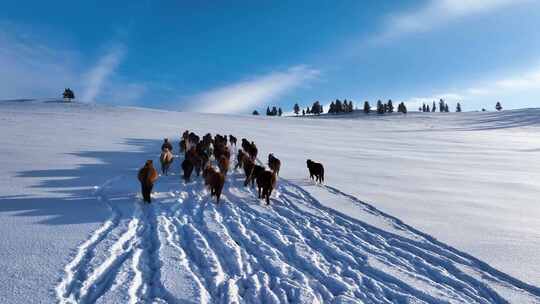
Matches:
[[0, 26, 141, 104], [0, 27, 78, 99], [375, 0, 530, 42], [80, 45, 125, 102], [405, 65, 540, 110], [99, 82, 148, 105], [185, 65, 320, 114]]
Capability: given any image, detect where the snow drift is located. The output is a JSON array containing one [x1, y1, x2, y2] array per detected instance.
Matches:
[[1, 101, 539, 303]]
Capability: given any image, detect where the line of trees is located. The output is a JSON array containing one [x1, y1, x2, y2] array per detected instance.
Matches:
[[253, 99, 504, 117], [419, 99, 451, 112], [363, 99, 407, 114], [328, 99, 354, 114], [296, 101, 323, 116], [266, 106, 283, 116]]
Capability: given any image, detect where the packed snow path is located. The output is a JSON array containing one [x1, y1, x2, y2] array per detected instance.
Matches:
[[55, 155, 540, 303]]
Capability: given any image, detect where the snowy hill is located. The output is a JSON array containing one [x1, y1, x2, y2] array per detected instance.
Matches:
[[1, 101, 539, 303]]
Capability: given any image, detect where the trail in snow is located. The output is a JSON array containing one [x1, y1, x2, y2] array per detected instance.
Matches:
[[55, 152, 540, 303]]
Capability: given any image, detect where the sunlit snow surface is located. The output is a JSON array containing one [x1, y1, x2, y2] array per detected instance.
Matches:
[[1, 101, 539, 303]]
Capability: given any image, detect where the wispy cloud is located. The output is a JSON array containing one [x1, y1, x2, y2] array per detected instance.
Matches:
[[0, 23, 143, 104], [405, 64, 540, 110], [80, 45, 125, 102], [185, 65, 320, 114], [0, 26, 78, 99], [374, 0, 530, 42]]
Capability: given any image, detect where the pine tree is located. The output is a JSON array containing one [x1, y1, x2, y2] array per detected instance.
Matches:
[[364, 101, 371, 114], [252, 110, 259, 115], [439, 99, 445, 113], [271, 106, 278, 116], [397, 102, 405, 113], [456, 102, 462, 112], [432, 101, 436, 112], [495, 102, 502, 111], [401, 102, 408, 114], [444, 104, 449, 112], [311, 101, 322, 115], [293, 103, 300, 115], [278, 108, 283, 116], [302, 109, 305, 116], [387, 99, 394, 113], [266, 106, 271, 116], [348, 100, 354, 112], [335, 99, 343, 113], [377, 100, 384, 114], [427, 105, 430, 112], [63, 88, 75, 102], [306, 107, 311, 114], [422, 103, 426, 112], [329, 102, 336, 114]]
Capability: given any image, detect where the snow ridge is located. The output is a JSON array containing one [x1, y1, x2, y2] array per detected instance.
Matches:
[[55, 152, 540, 303]]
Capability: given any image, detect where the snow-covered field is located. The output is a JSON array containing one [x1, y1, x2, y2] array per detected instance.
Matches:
[[1, 101, 539, 303]]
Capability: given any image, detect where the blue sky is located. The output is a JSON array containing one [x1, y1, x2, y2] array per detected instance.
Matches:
[[1, 0, 540, 113]]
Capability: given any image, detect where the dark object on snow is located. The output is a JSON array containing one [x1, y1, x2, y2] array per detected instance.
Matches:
[[241, 139, 258, 161], [257, 170, 277, 205], [62, 88, 75, 102], [181, 158, 194, 182], [243, 159, 265, 187], [236, 149, 247, 170], [161, 138, 173, 152], [203, 166, 225, 203], [218, 155, 230, 176], [138, 160, 158, 203], [214, 143, 230, 161], [306, 159, 324, 183], [179, 139, 187, 153], [495, 102, 503, 111], [268, 153, 281, 176], [185, 147, 202, 176], [229, 135, 237, 146], [247, 142, 258, 161], [159, 148, 174, 176]]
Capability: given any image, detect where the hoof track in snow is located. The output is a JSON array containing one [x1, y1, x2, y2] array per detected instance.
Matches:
[[56, 157, 540, 303]]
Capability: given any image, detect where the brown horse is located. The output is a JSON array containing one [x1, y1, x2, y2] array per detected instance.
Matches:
[[138, 160, 158, 203], [306, 159, 324, 183], [247, 141, 258, 161], [243, 158, 265, 187], [161, 138, 173, 152], [268, 153, 281, 176], [236, 149, 247, 170], [229, 135, 237, 146], [257, 170, 277, 205], [181, 158, 194, 182], [203, 166, 225, 203], [214, 143, 230, 161], [186, 147, 202, 176], [179, 139, 187, 153], [160, 148, 174, 176], [218, 155, 229, 175]]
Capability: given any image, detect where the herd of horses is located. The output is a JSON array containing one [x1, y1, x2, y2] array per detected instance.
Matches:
[[137, 131, 325, 205]]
